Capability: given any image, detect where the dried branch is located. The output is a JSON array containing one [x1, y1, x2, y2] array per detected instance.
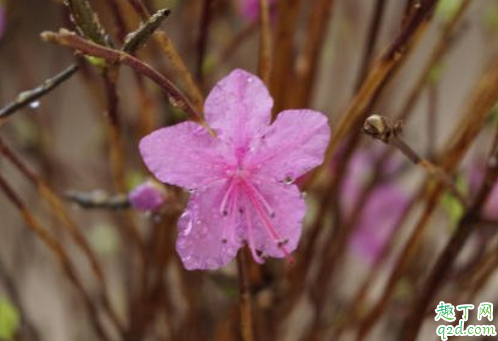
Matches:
[[363, 114, 468, 206], [41, 29, 204, 123], [123, 8, 171, 54], [0, 172, 112, 341], [257, 0, 272, 85], [66, 0, 111, 46], [65, 189, 130, 210], [357, 51, 498, 340], [401, 127, 498, 341], [237, 252, 256, 341], [0, 65, 78, 123]]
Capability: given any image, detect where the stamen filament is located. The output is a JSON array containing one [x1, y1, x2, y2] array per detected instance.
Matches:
[[243, 180, 276, 218], [241, 180, 295, 264], [219, 179, 236, 216], [245, 209, 264, 264]]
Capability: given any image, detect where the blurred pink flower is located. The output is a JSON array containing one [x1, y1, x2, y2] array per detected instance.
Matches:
[[129, 181, 165, 212], [468, 161, 498, 220], [239, 0, 276, 22], [341, 151, 409, 264], [139, 69, 330, 270], [0, 5, 5, 39]]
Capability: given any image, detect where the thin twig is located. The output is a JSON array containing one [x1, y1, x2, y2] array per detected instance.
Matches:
[[196, 0, 215, 87], [237, 252, 255, 341], [41, 29, 204, 123], [257, 0, 272, 85], [401, 126, 498, 341], [65, 189, 130, 209], [363, 114, 468, 206], [123, 8, 171, 54], [0, 172, 112, 341], [0, 64, 78, 122], [0, 136, 124, 335], [354, 0, 387, 90], [356, 51, 498, 341]]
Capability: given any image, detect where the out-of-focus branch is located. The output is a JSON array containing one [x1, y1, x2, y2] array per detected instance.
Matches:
[[362, 114, 468, 206], [0, 65, 78, 124], [65, 189, 130, 210], [41, 29, 205, 124]]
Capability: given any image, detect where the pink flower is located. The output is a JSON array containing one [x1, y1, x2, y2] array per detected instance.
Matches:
[[239, 0, 276, 22], [139, 69, 330, 270], [340, 151, 409, 264], [129, 181, 165, 212], [468, 161, 498, 220]]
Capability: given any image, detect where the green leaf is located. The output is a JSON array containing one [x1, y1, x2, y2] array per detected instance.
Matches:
[[436, 0, 464, 23], [0, 296, 20, 341], [487, 103, 498, 125], [440, 175, 468, 228], [428, 62, 445, 84], [89, 224, 120, 256], [484, 3, 498, 32]]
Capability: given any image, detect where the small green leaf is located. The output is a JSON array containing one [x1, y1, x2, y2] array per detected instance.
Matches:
[[486, 103, 498, 125], [428, 62, 445, 84], [126, 171, 146, 191], [436, 0, 463, 23], [441, 175, 468, 228], [0, 296, 20, 341], [484, 3, 498, 32], [85, 56, 107, 68], [89, 224, 120, 256]]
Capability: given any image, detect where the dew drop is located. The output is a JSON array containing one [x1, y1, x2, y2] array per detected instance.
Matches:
[[284, 176, 294, 185], [247, 77, 253, 83], [29, 101, 40, 109]]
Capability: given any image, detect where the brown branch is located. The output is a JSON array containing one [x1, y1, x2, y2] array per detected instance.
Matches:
[[354, 0, 387, 90], [0, 64, 78, 123], [257, 0, 272, 85], [0, 136, 124, 335], [401, 127, 498, 341], [356, 51, 498, 340], [196, 0, 215, 87], [65, 189, 130, 210], [0, 172, 112, 341], [237, 251, 256, 341], [363, 114, 468, 206], [41, 29, 205, 124]]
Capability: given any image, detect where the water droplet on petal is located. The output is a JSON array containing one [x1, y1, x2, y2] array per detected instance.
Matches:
[[247, 77, 253, 83], [285, 176, 294, 185]]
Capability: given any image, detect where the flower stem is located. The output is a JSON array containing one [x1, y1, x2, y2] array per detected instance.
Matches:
[[236, 251, 256, 341]]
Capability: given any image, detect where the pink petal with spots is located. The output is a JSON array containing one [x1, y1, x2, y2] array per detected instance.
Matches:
[[139, 122, 227, 189], [204, 69, 273, 149], [240, 179, 305, 258], [176, 182, 243, 270], [250, 109, 330, 181]]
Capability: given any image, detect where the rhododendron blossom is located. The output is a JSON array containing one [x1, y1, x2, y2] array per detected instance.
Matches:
[[139, 69, 330, 270], [129, 181, 166, 212]]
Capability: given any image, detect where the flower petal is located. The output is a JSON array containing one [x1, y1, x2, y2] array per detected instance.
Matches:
[[349, 185, 409, 264], [204, 69, 273, 148], [176, 182, 243, 270], [139, 122, 227, 189], [241, 179, 306, 258], [250, 109, 330, 181]]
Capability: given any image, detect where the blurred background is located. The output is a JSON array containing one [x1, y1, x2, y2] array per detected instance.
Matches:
[[0, 0, 498, 340]]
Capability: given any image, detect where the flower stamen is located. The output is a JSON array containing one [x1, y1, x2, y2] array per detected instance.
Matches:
[[241, 180, 295, 264]]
